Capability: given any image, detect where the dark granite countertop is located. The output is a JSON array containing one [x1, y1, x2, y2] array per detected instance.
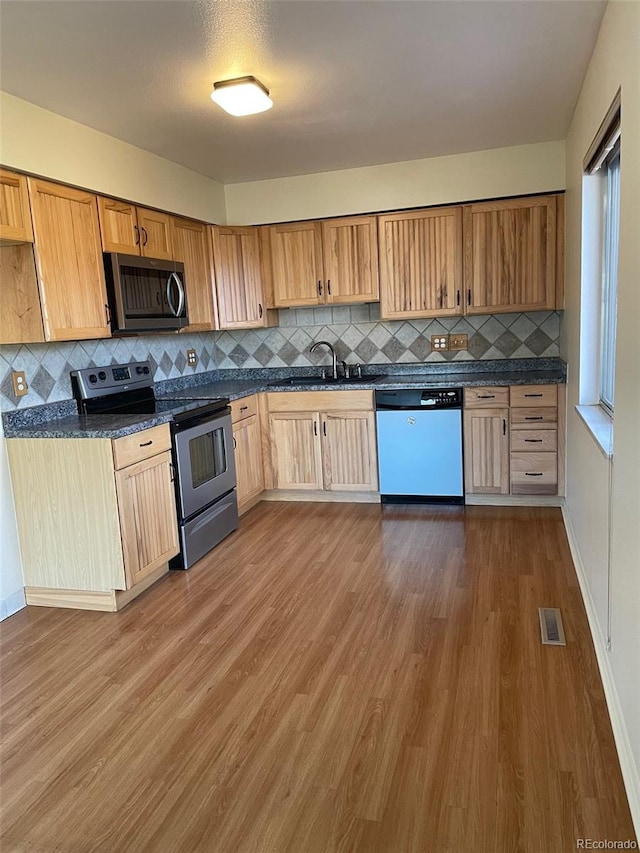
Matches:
[[3, 359, 566, 439]]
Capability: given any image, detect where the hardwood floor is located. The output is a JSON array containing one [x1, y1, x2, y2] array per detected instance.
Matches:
[[0, 503, 635, 852]]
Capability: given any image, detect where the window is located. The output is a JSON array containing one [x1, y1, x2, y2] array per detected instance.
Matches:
[[599, 144, 620, 413], [582, 93, 621, 419]]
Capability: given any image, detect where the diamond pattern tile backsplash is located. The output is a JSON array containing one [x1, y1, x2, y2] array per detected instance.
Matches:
[[0, 306, 561, 410]]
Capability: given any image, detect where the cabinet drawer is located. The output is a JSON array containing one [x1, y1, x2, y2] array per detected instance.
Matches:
[[511, 452, 557, 495], [267, 390, 373, 413], [510, 429, 557, 452], [510, 407, 557, 428], [230, 395, 258, 424], [112, 424, 171, 470], [510, 385, 558, 407], [464, 386, 509, 408]]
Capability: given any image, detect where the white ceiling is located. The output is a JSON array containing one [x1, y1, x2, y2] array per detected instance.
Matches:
[[0, 0, 605, 184]]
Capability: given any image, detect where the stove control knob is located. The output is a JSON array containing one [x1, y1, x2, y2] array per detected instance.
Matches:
[[143, 366, 150, 374], [89, 374, 97, 384], [98, 371, 107, 381], [136, 366, 145, 375]]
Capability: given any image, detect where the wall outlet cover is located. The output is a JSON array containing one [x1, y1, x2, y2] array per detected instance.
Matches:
[[430, 335, 449, 351], [12, 371, 28, 397], [449, 334, 468, 350], [186, 349, 198, 367]]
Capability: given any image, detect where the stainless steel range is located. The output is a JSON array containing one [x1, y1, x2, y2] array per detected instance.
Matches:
[[71, 361, 238, 569]]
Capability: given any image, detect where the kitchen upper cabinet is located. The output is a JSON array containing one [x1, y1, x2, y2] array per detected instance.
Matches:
[[269, 412, 324, 490], [378, 207, 463, 320], [269, 221, 324, 307], [0, 169, 33, 243], [98, 197, 173, 260], [171, 217, 216, 330], [321, 411, 378, 491], [463, 195, 557, 314], [321, 216, 379, 305], [463, 407, 510, 495], [233, 414, 265, 510], [115, 450, 180, 587], [28, 178, 111, 341], [211, 225, 272, 329], [0, 245, 45, 344]]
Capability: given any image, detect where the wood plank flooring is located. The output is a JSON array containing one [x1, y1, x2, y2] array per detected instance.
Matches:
[[0, 503, 636, 852]]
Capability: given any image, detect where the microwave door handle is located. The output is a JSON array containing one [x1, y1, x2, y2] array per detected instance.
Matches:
[[166, 274, 178, 317], [173, 272, 185, 318]]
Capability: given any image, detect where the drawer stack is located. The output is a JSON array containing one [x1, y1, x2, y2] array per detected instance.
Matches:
[[509, 385, 558, 494]]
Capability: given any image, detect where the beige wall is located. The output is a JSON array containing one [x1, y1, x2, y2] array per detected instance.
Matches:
[[563, 0, 640, 833], [224, 140, 566, 224], [0, 92, 227, 223]]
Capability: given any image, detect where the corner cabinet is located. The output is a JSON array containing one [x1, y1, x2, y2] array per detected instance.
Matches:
[[463, 195, 557, 314], [7, 424, 179, 611], [28, 178, 111, 341], [266, 391, 378, 495], [378, 207, 463, 320], [211, 225, 274, 329]]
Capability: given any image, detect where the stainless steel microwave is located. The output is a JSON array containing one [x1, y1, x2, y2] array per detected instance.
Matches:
[[104, 253, 189, 333]]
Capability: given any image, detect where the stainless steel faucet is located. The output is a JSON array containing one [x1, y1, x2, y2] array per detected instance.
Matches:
[[309, 340, 338, 379]]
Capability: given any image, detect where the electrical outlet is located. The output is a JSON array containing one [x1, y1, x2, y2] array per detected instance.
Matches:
[[12, 371, 29, 397], [186, 349, 198, 367], [449, 333, 468, 351], [430, 335, 449, 352]]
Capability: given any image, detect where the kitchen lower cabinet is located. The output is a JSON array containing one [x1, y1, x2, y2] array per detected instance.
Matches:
[[463, 407, 510, 495], [231, 396, 265, 512], [267, 391, 378, 494], [7, 424, 179, 611], [28, 178, 111, 341], [510, 384, 559, 495]]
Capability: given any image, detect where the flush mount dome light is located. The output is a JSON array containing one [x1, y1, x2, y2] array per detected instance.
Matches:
[[210, 76, 273, 117]]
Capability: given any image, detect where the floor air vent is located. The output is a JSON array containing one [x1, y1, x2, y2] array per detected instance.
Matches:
[[538, 607, 566, 646]]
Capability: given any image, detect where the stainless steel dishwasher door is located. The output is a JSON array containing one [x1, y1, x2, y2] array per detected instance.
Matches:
[[376, 408, 463, 498]]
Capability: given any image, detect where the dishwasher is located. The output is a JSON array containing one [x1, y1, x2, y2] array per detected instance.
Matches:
[[375, 388, 464, 503]]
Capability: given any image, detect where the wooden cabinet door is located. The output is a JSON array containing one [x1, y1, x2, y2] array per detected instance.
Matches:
[[115, 450, 180, 588], [171, 217, 216, 330], [378, 207, 463, 319], [321, 411, 378, 491], [463, 408, 509, 495], [211, 226, 268, 329], [269, 412, 323, 490], [321, 216, 379, 304], [0, 245, 44, 344], [233, 415, 264, 508], [98, 197, 140, 254], [0, 169, 33, 243], [464, 195, 556, 314], [137, 207, 173, 260], [269, 221, 324, 307], [27, 178, 111, 341]]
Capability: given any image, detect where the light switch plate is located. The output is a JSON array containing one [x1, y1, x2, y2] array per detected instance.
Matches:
[[430, 335, 449, 351], [449, 334, 468, 351], [12, 371, 29, 397], [186, 349, 198, 367]]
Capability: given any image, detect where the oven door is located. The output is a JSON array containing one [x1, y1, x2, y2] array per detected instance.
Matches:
[[173, 412, 236, 520]]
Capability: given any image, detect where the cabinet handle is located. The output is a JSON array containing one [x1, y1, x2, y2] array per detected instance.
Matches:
[[478, 394, 495, 399], [327, 279, 331, 295], [467, 289, 472, 306], [104, 303, 112, 326], [317, 280, 322, 296], [240, 405, 248, 412], [134, 224, 140, 246], [525, 438, 543, 443], [313, 421, 318, 436], [525, 472, 544, 477], [141, 227, 148, 246], [503, 419, 507, 436], [456, 289, 461, 306], [524, 393, 543, 398], [525, 416, 544, 421], [322, 420, 327, 437], [139, 440, 153, 447], [169, 462, 176, 482], [233, 436, 237, 449], [439, 287, 443, 309], [258, 303, 263, 319]]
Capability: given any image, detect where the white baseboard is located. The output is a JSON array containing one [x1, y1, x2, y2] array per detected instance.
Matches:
[[561, 504, 640, 838], [0, 588, 26, 621]]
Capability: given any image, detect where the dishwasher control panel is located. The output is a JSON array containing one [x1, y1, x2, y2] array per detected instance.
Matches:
[[375, 387, 462, 410]]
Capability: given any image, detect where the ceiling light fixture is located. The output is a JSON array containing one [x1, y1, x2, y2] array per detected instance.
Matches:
[[210, 76, 273, 117]]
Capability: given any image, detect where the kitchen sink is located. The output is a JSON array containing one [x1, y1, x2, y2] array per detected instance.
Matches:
[[269, 374, 386, 387]]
